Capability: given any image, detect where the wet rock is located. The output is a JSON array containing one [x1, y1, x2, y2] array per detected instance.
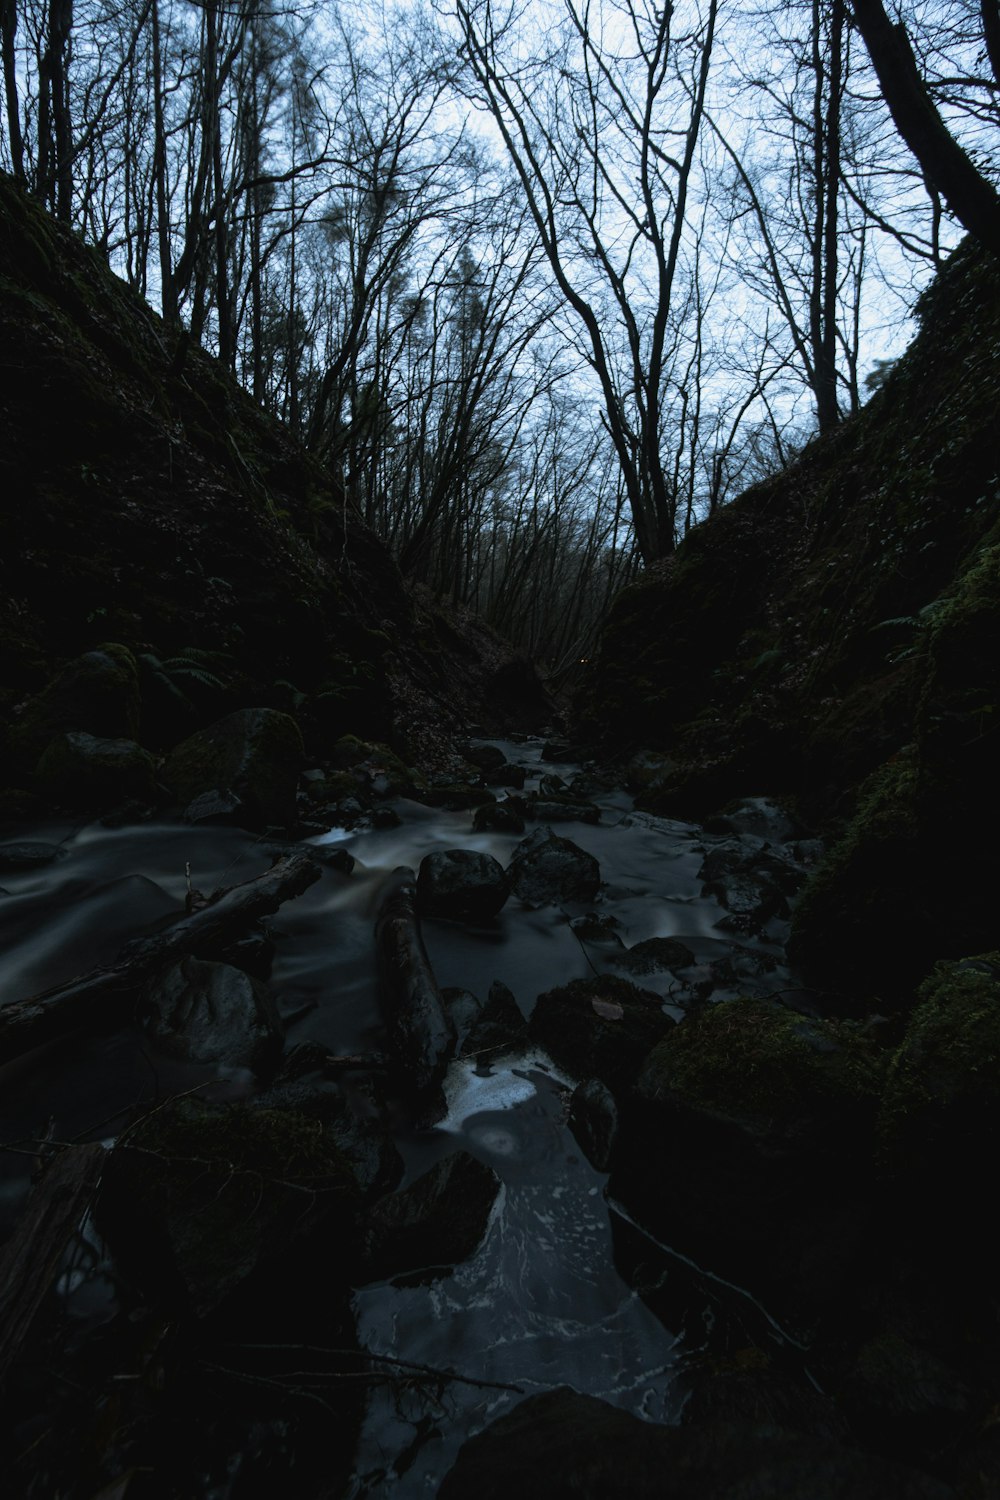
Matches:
[[0, 840, 67, 872], [461, 743, 508, 772], [568, 770, 616, 799], [182, 786, 245, 825], [329, 735, 416, 797], [416, 849, 511, 922], [569, 912, 624, 946], [698, 837, 799, 935], [568, 1078, 618, 1170], [704, 796, 798, 842], [360, 1150, 500, 1281], [165, 708, 304, 829], [540, 739, 577, 762], [438, 1389, 954, 1499], [99, 1098, 358, 1315], [138, 955, 284, 1074], [529, 975, 673, 1093], [613, 936, 696, 975], [529, 797, 601, 824], [35, 731, 156, 807], [538, 773, 568, 797], [445, 979, 527, 1057], [483, 762, 526, 789], [11, 642, 140, 764], [508, 826, 601, 906], [443, 988, 484, 1053], [196, 920, 276, 980], [473, 801, 525, 834]]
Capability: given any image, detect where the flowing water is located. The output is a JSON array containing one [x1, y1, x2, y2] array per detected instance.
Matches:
[[0, 740, 800, 1494]]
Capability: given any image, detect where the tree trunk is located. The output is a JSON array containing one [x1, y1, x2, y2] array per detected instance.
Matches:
[[1, 0, 24, 181], [0, 854, 320, 1065], [849, 0, 1000, 253]]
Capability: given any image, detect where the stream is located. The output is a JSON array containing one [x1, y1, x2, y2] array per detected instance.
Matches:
[[0, 739, 803, 1495]]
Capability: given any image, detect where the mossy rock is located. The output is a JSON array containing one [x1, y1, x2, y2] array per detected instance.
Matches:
[[529, 975, 673, 1094], [10, 641, 140, 765], [788, 756, 924, 998], [328, 734, 415, 795], [880, 953, 1000, 1168], [639, 996, 884, 1129], [164, 707, 303, 828], [100, 1098, 358, 1315], [35, 729, 156, 806]]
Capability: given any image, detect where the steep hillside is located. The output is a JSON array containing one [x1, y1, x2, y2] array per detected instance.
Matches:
[[579, 237, 1000, 1000], [0, 174, 549, 801]]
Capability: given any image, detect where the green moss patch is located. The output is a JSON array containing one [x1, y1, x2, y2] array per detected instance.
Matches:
[[640, 996, 884, 1126], [880, 953, 1000, 1164]]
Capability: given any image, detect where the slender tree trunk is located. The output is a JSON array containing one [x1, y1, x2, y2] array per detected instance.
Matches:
[[1, 0, 24, 181], [151, 0, 176, 324]]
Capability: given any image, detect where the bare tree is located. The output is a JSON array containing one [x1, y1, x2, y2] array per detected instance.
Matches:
[[455, 0, 720, 563]]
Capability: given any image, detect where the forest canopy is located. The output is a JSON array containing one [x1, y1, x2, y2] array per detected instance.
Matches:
[[1, 0, 997, 663]]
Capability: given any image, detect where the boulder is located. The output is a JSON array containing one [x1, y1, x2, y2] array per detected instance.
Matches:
[[698, 837, 799, 935], [35, 731, 156, 806], [461, 743, 508, 772], [507, 826, 601, 906], [416, 849, 511, 922], [98, 1098, 358, 1315], [529, 797, 601, 824], [328, 735, 415, 797], [878, 952, 1000, 1261], [360, 1150, 500, 1281], [529, 975, 673, 1093], [164, 707, 303, 828], [473, 801, 525, 834], [11, 642, 140, 763], [444, 980, 526, 1057], [609, 998, 885, 1329], [704, 796, 798, 842], [612, 936, 696, 975], [0, 840, 67, 873], [138, 955, 284, 1075]]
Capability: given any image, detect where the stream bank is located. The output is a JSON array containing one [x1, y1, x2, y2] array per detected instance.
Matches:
[[1, 735, 989, 1496]]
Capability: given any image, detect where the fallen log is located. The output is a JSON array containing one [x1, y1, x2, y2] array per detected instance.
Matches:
[[0, 853, 321, 1066], [375, 866, 454, 1118], [0, 1142, 105, 1383]]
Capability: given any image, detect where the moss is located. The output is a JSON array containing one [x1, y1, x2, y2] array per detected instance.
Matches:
[[328, 734, 415, 793], [640, 996, 884, 1125], [103, 1097, 358, 1315], [165, 707, 303, 826], [788, 756, 923, 996], [35, 730, 156, 806], [126, 1098, 358, 1190], [879, 953, 1000, 1161]]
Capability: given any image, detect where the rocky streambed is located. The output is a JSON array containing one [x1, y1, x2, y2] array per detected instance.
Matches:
[[0, 738, 990, 1497]]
